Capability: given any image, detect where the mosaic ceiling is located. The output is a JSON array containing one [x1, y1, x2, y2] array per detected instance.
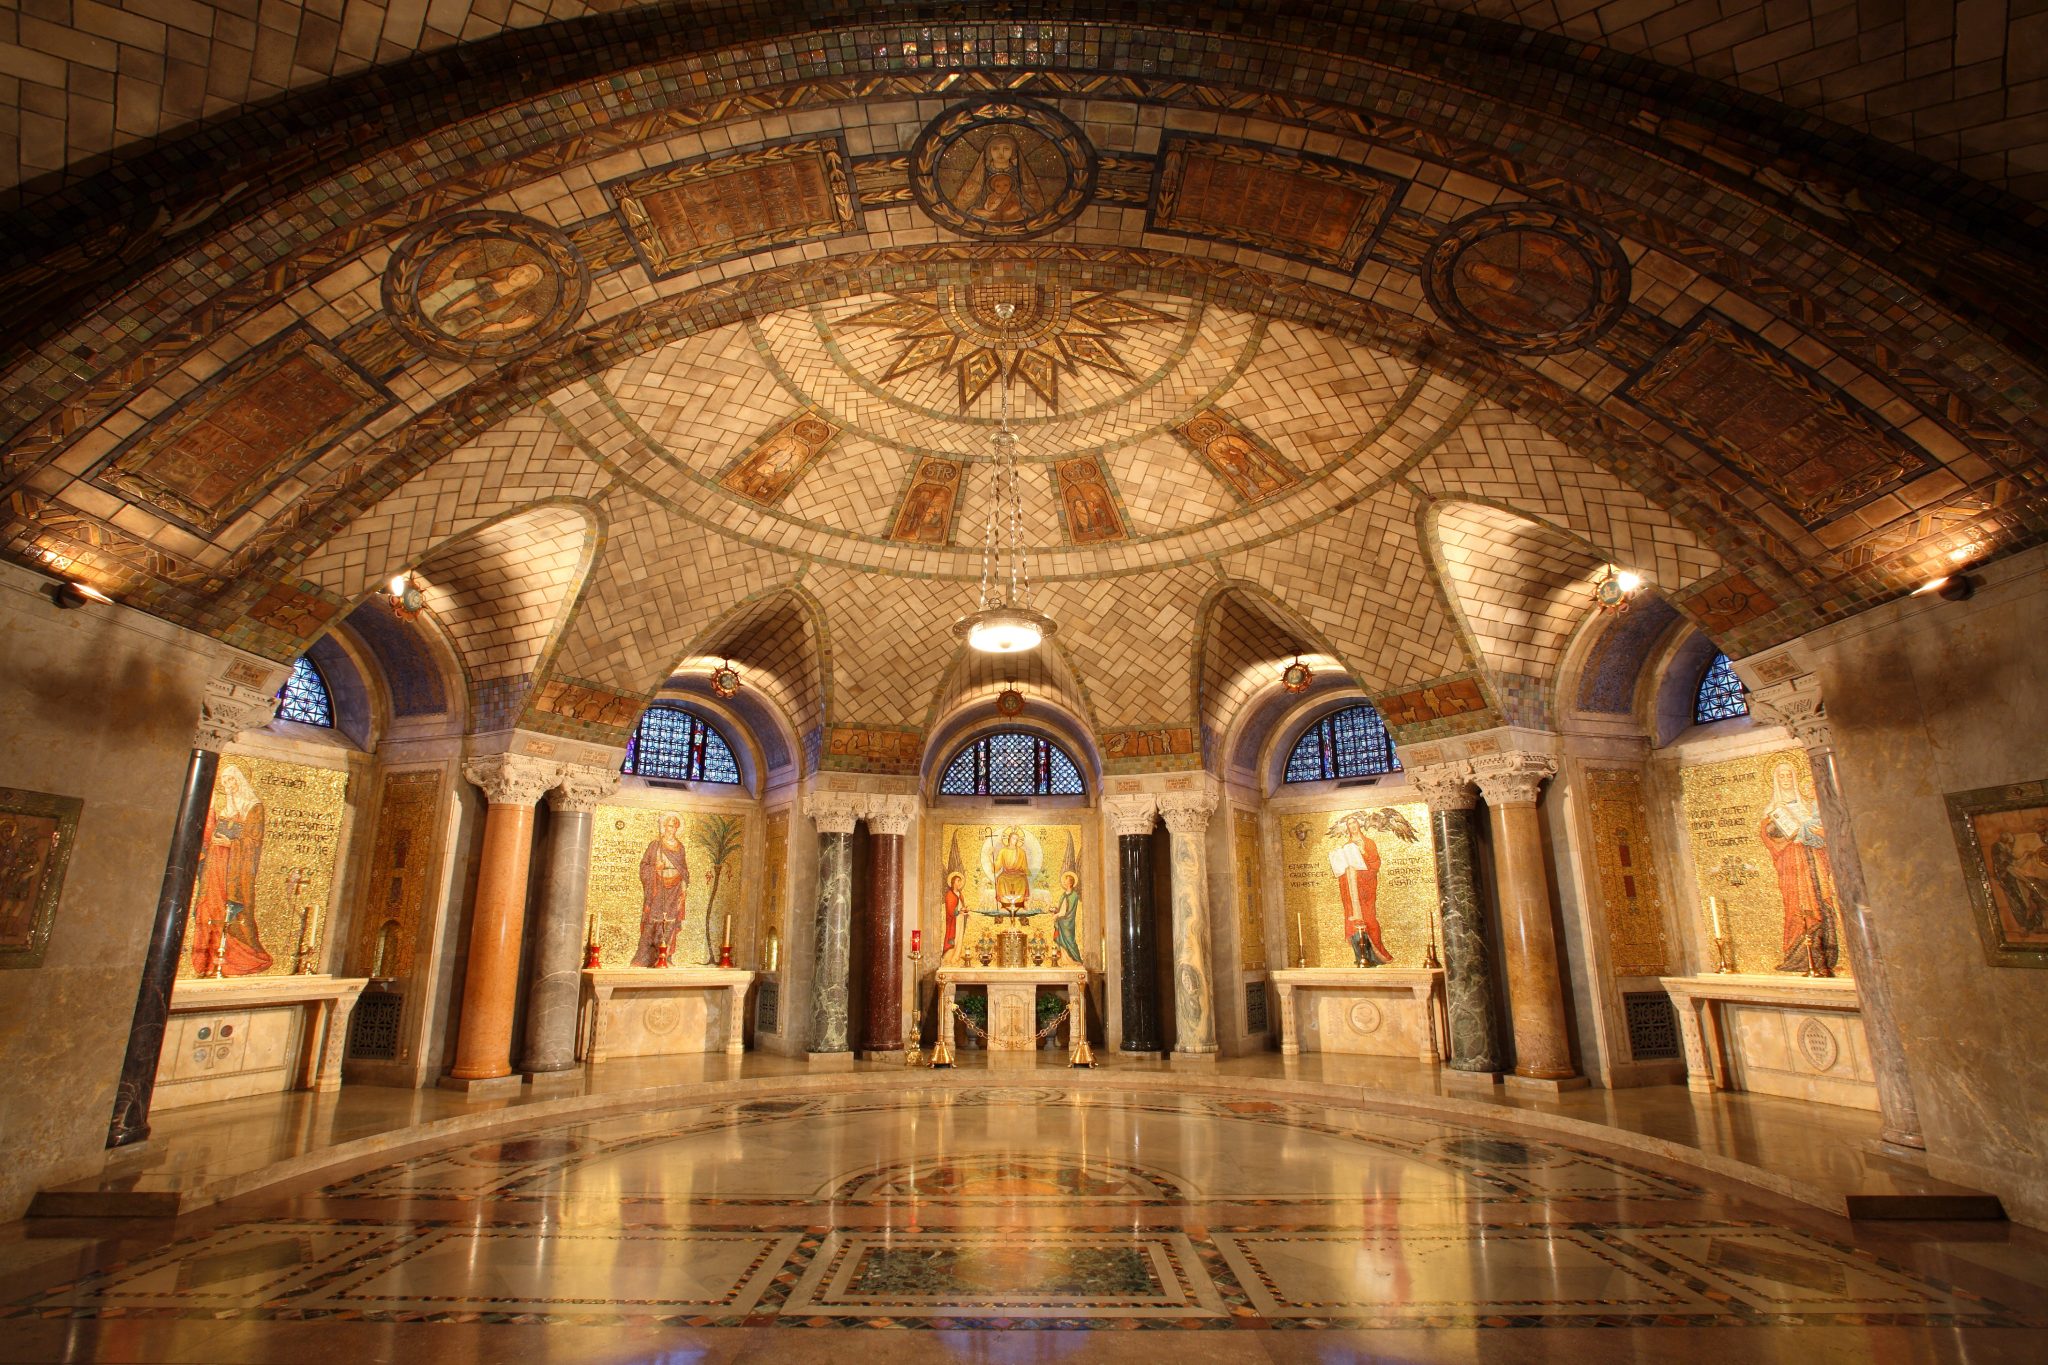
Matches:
[[0, 6, 2043, 773]]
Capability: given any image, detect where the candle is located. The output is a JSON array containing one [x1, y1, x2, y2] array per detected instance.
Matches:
[[1708, 895, 1723, 940], [910, 929, 922, 955]]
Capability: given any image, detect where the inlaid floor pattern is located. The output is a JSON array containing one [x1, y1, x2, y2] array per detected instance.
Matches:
[[5, 1087, 2046, 1361]]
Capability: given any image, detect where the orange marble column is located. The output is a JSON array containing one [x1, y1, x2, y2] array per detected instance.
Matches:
[[449, 754, 560, 1085], [1472, 752, 1577, 1082]]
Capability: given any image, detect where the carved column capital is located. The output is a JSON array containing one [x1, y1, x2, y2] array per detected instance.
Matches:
[[1157, 789, 1216, 838], [463, 753, 562, 807], [861, 793, 918, 837], [804, 790, 863, 835], [1102, 793, 1159, 838], [547, 765, 621, 813], [193, 653, 291, 751], [1409, 761, 1478, 812], [1470, 752, 1556, 807], [1747, 674, 1833, 752]]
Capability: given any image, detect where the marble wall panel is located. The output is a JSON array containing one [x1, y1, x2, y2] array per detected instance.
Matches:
[[1719, 1005, 1878, 1113], [153, 1006, 305, 1110]]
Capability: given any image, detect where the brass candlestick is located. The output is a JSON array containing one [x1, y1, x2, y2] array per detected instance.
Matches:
[[293, 903, 318, 975], [210, 921, 228, 979], [1069, 988, 1096, 1068], [1423, 907, 1442, 971], [1713, 933, 1737, 975], [905, 938, 925, 1067]]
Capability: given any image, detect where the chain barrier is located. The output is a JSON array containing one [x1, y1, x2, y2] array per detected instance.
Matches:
[[948, 1002, 1071, 1043]]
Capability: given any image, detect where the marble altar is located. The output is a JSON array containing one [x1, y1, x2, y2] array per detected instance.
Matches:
[[935, 965, 1088, 1052], [1661, 974, 1877, 1112], [1271, 967, 1445, 1062], [577, 968, 755, 1062], [155, 975, 368, 1110]]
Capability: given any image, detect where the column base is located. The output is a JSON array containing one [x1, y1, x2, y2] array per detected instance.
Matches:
[[1440, 1068, 1505, 1089], [437, 1073, 524, 1099], [806, 1051, 856, 1071], [523, 1068, 584, 1092], [1170, 1050, 1219, 1068], [858, 1048, 906, 1064], [1120, 1041, 1163, 1055], [1504, 1073, 1590, 1096], [1880, 1127, 1928, 1152]]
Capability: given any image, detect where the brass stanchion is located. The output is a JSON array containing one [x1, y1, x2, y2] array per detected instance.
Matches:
[[1069, 990, 1097, 1068]]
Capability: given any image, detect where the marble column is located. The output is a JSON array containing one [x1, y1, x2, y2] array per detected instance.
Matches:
[[1751, 677, 1924, 1149], [860, 796, 915, 1054], [1158, 789, 1218, 1059], [805, 794, 860, 1057], [1471, 752, 1577, 1082], [1411, 762, 1505, 1074], [448, 754, 561, 1086], [520, 766, 618, 1079], [1104, 795, 1162, 1053], [108, 668, 279, 1148]]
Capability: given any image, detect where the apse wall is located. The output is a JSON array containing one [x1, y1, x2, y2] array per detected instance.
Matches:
[[1803, 545, 2048, 1226], [0, 562, 216, 1220]]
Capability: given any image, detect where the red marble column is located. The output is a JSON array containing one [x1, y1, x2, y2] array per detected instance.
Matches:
[[859, 797, 915, 1054], [448, 754, 559, 1086]]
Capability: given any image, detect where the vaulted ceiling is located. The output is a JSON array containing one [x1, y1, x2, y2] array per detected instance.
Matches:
[[2, 2, 2043, 775]]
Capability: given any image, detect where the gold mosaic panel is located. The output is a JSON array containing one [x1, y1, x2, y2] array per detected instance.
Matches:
[[346, 768, 442, 981], [179, 755, 349, 980], [586, 805, 751, 969], [1277, 803, 1436, 968], [1234, 808, 1268, 972], [760, 807, 790, 975], [1679, 749, 1853, 978], [610, 137, 857, 278], [925, 819, 1089, 968], [1585, 767, 1668, 978]]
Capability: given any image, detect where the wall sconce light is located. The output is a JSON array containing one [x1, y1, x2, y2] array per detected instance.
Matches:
[[49, 580, 114, 610], [1910, 572, 1976, 602], [1592, 564, 1645, 614]]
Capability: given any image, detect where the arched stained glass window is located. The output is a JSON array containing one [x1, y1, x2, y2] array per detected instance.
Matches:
[[938, 730, 1086, 797], [1693, 652, 1750, 724], [276, 657, 334, 728], [623, 704, 742, 784], [1283, 704, 1401, 783]]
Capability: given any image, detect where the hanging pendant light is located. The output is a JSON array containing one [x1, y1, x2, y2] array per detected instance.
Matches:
[[955, 299, 1057, 655]]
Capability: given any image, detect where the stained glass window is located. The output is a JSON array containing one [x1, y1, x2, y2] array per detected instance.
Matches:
[[276, 657, 334, 728], [622, 704, 742, 784], [938, 730, 1086, 796], [1283, 704, 1401, 783], [1693, 652, 1750, 724]]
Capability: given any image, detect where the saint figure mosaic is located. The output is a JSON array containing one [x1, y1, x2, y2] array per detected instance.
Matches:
[[910, 99, 1097, 240]]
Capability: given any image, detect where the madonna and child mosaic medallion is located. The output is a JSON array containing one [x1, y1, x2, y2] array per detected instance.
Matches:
[[383, 212, 590, 361], [910, 99, 1098, 240], [1422, 205, 1629, 354]]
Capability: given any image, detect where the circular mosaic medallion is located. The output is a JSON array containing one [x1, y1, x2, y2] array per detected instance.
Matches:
[[996, 687, 1026, 717], [909, 99, 1098, 240], [1797, 1016, 1840, 1072], [710, 662, 742, 698], [383, 212, 589, 361], [1281, 660, 1313, 694], [1422, 206, 1628, 354]]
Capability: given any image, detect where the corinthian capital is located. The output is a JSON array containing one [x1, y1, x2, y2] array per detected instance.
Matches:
[[194, 674, 282, 752], [548, 764, 621, 813], [1469, 752, 1556, 807], [862, 793, 918, 837], [1746, 674, 1832, 752], [1157, 787, 1216, 837], [804, 790, 862, 835], [1101, 793, 1159, 838], [463, 753, 562, 807], [1408, 761, 1477, 812]]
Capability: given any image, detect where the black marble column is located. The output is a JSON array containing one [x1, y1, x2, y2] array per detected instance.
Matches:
[[107, 747, 219, 1149], [1118, 831, 1162, 1053]]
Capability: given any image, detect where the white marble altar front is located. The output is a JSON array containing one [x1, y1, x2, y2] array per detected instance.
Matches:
[[935, 965, 1088, 1052], [155, 975, 367, 1110], [1661, 974, 1877, 1112], [577, 968, 754, 1061], [1271, 967, 1445, 1062]]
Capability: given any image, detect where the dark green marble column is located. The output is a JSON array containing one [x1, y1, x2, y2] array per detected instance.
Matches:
[[1415, 764, 1504, 1074], [806, 803, 858, 1056]]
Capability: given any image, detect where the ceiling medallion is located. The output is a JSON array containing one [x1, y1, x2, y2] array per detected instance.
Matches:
[[1281, 658, 1314, 694], [954, 301, 1058, 655], [1592, 564, 1645, 614], [710, 659, 742, 698], [996, 687, 1026, 717], [843, 283, 1177, 411], [909, 97, 1098, 241], [1422, 205, 1628, 355], [382, 211, 590, 361]]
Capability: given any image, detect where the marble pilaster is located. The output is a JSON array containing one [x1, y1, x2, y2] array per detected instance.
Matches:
[[805, 793, 861, 1057], [107, 663, 281, 1148], [860, 795, 915, 1054], [447, 754, 561, 1087], [1104, 794, 1162, 1054], [1158, 788, 1218, 1059], [521, 766, 618, 1078], [1748, 673, 1924, 1149], [1412, 762, 1504, 1075], [1471, 752, 1577, 1083]]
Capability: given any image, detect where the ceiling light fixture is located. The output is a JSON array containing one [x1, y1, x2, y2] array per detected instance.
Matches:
[[955, 299, 1057, 655], [1910, 572, 1976, 602], [386, 572, 427, 621], [710, 658, 742, 698], [1592, 563, 1646, 614], [1281, 654, 1313, 693]]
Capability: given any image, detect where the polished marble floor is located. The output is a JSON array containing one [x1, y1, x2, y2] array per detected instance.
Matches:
[[4, 1082, 2046, 1362]]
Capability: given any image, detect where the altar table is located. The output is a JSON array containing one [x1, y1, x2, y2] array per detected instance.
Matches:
[[158, 974, 369, 1109], [1661, 974, 1875, 1111], [577, 967, 754, 1061], [935, 965, 1088, 1051], [1270, 967, 1445, 1061]]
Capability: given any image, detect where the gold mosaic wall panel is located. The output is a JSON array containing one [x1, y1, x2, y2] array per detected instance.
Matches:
[[759, 807, 790, 975], [1277, 802, 1436, 968], [1680, 749, 1853, 978], [926, 819, 1089, 968], [179, 754, 349, 979], [1584, 767, 1668, 978], [1234, 808, 1268, 971], [587, 804, 751, 969], [346, 768, 442, 981]]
